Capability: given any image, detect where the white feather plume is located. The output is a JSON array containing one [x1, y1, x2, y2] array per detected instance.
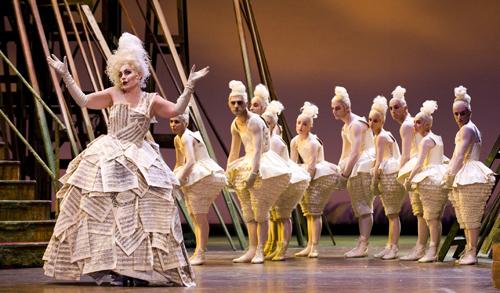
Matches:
[[229, 80, 247, 99], [266, 100, 284, 116], [300, 101, 319, 119], [454, 85, 471, 105], [391, 85, 406, 101], [334, 86, 349, 100], [253, 84, 269, 100], [420, 100, 438, 115], [371, 95, 388, 115]]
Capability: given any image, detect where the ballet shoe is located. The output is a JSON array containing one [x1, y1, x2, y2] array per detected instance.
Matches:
[[294, 246, 311, 257], [400, 245, 426, 261], [458, 249, 478, 265], [418, 246, 438, 263], [374, 246, 390, 258], [308, 244, 319, 258], [251, 246, 265, 264], [381, 245, 399, 260], [344, 239, 368, 258], [190, 250, 206, 266], [233, 249, 256, 263]]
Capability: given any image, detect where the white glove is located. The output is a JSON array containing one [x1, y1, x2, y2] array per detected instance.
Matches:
[[47, 54, 88, 107], [173, 65, 210, 115]]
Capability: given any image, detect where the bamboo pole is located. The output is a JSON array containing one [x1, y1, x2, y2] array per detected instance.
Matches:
[[50, 0, 95, 142], [62, 0, 109, 126], [151, 0, 247, 249], [0, 108, 54, 179], [232, 0, 253, 97], [11, 0, 57, 180], [28, 0, 80, 156]]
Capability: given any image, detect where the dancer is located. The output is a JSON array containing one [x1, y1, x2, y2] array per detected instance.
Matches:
[[291, 102, 341, 258], [171, 112, 226, 266], [261, 101, 310, 260], [443, 86, 495, 265], [389, 85, 428, 261], [226, 80, 290, 264], [43, 32, 209, 286], [248, 83, 279, 256], [331, 86, 376, 258], [369, 96, 405, 260], [404, 100, 448, 263]]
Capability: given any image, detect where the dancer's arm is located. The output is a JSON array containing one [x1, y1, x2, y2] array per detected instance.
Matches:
[[307, 140, 319, 178], [371, 135, 389, 193], [246, 118, 263, 188], [443, 127, 473, 187], [341, 122, 364, 177], [227, 123, 242, 167], [290, 138, 299, 163], [399, 122, 414, 168], [47, 54, 112, 109], [176, 134, 196, 184], [150, 65, 209, 118]]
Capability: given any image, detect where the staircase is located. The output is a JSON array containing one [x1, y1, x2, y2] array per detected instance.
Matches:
[[0, 142, 55, 268]]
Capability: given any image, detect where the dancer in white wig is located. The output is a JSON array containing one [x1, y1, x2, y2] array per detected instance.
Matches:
[[331, 86, 376, 258], [171, 112, 226, 266], [369, 96, 405, 260], [44, 32, 209, 286], [403, 100, 448, 263], [261, 101, 311, 260], [291, 102, 341, 258], [443, 86, 495, 265], [389, 85, 428, 261], [226, 80, 290, 264], [250, 83, 270, 115]]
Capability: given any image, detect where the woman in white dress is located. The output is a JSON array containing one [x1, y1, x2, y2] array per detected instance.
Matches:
[[261, 101, 310, 260], [43, 32, 209, 286], [369, 96, 405, 260], [404, 100, 448, 263], [291, 102, 341, 258], [171, 112, 226, 265]]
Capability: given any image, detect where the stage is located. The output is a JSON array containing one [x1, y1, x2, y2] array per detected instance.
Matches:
[[0, 236, 494, 292]]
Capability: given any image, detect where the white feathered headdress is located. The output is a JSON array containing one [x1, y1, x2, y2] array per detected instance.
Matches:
[[228, 80, 247, 101]]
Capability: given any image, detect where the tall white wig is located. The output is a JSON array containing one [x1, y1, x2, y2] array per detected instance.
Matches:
[[106, 32, 150, 88], [262, 100, 284, 125], [228, 80, 247, 102], [418, 100, 438, 127], [175, 110, 190, 126], [331, 86, 351, 108], [253, 84, 270, 108], [370, 95, 388, 120], [299, 101, 319, 122], [391, 85, 407, 106], [454, 85, 472, 111]]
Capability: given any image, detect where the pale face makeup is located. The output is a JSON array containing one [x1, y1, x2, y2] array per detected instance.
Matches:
[[388, 98, 407, 123], [118, 64, 141, 91], [331, 100, 348, 120], [368, 110, 384, 135], [413, 112, 430, 136], [169, 117, 187, 135], [452, 101, 471, 128], [296, 115, 312, 137], [250, 97, 265, 115], [228, 95, 247, 117]]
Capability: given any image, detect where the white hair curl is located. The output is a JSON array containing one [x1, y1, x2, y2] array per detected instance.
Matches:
[[420, 100, 438, 116], [454, 85, 472, 110], [176, 110, 190, 125], [370, 95, 388, 118], [253, 84, 270, 108], [262, 100, 284, 124], [300, 101, 319, 119], [331, 86, 351, 108], [106, 32, 150, 88], [228, 80, 247, 102]]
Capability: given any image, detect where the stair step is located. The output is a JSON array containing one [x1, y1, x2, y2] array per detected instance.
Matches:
[[0, 180, 36, 200], [0, 160, 19, 180], [0, 242, 48, 268], [0, 220, 55, 242], [0, 200, 52, 221]]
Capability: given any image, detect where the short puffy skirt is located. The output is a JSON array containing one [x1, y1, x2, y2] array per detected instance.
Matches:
[[449, 160, 495, 229], [43, 135, 194, 286], [227, 151, 291, 222], [376, 158, 405, 215], [299, 161, 341, 216], [273, 160, 310, 219]]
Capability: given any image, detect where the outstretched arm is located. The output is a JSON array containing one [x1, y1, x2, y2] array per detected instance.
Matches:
[[47, 54, 112, 109], [150, 65, 209, 118]]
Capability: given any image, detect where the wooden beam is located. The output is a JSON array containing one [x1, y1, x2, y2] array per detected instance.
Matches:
[[232, 0, 253, 96]]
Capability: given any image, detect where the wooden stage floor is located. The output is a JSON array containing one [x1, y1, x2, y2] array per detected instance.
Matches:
[[0, 236, 495, 292]]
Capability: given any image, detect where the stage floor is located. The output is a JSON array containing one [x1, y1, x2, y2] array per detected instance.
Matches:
[[0, 236, 495, 292]]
